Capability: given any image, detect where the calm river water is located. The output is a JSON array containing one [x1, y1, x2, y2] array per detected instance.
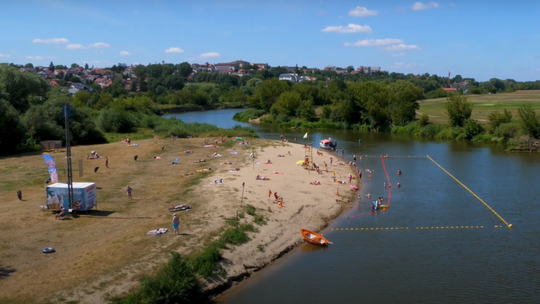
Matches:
[[165, 110, 540, 304]]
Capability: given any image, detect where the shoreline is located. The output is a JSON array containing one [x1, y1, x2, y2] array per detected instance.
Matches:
[[197, 141, 360, 300], [0, 138, 360, 303]]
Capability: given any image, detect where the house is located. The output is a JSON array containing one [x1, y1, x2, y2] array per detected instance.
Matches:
[[252, 63, 268, 70], [49, 80, 59, 86], [214, 60, 250, 72], [68, 83, 94, 95], [278, 73, 312, 83], [94, 77, 112, 88]]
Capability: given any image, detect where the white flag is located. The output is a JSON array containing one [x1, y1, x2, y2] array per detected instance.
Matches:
[[303, 132, 308, 139]]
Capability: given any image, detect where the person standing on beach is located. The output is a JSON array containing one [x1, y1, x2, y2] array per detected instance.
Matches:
[[341, 148, 344, 157], [126, 185, 133, 200], [172, 213, 180, 235], [353, 154, 356, 162], [105, 157, 109, 168]]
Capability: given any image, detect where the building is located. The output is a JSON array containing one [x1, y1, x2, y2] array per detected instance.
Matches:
[[278, 73, 312, 83], [68, 83, 94, 95], [214, 60, 250, 72]]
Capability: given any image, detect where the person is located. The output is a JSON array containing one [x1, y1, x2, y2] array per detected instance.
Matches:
[[172, 213, 180, 235], [398, 169, 402, 176], [105, 157, 109, 168], [384, 181, 387, 188], [397, 182, 401, 188], [126, 185, 133, 200], [55, 206, 67, 220]]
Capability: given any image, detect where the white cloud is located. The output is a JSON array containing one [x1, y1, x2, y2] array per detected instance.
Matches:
[[165, 47, 184, 53], [67, 42, 110, 50], [412, 2, 439, 11], [322, 24, 372, 34], [26, 56, 45, 60], [0, 54, 11, 58], [391, 62, 425, 69], [200, 52, 220, 58], [120, 51, 132, 56], [391, 53, 406, 57], [385, 44, 422, 51], [89, 42, 110, 48], [349, 6, 378, 17], [344, 38, 421, 51], [344, 38, 403, 47], [33, 38, 69, 44], [67, 44, 85, 50]]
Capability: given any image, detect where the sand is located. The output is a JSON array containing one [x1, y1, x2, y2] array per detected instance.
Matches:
[[0, 138, 359, 303]]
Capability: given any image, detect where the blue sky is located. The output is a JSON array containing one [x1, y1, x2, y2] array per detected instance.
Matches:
[[1, 0, 539, 81]]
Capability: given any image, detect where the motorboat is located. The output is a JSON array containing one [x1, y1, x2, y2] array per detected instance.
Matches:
[[319, 138, 337, 150]]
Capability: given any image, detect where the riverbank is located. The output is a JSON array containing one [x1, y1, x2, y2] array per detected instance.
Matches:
[[0, 138, 359, 303]]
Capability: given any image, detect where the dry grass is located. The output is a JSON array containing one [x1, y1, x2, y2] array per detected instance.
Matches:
[[418, 90, 540, 124], [0, 137, 257, 303]]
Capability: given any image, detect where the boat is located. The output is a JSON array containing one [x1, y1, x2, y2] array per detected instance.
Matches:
[[319, 138, 337, 150], [300, 229, 332, 246]]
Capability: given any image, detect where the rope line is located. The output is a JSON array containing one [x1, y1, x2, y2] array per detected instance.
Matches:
[[426, 155, 512, 229]]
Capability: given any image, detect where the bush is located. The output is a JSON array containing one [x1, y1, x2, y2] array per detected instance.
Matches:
[[493, 122, 520, 139], [232, 109, 266, 122], [116, 252, 202, 304], [98, 108, 137, 133]]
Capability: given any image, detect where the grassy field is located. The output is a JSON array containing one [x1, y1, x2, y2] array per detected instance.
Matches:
[[417, 90, 540, 124], [0, 136, 260, 303]]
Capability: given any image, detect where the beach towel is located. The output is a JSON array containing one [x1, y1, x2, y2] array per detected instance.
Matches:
[[272, 172, 282, 175], [146, 228, 169, 235], [230, 151, 238, 154], [169, 205, 191, 212], [171, 158, 178, 164]]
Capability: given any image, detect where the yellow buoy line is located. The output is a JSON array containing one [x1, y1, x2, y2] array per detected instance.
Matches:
[[330, 225, 508, 231], [361, 155, 427, 158], [426, 155, 512, 229]]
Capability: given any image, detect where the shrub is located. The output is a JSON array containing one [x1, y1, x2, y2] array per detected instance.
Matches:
[[98, 108, 136, 133]]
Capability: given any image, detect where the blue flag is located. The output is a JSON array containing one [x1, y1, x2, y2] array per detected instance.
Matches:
[[42, 153, 59, 184]]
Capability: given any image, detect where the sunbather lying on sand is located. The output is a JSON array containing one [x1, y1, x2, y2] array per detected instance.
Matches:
[[277, 154, 285, 157], [153, 156, 162, 160], [194, 159, 206, 163], [229, 168, 240, 172], [196, 168, 212, 173], [272, 171, 282, 175], [184, 150, 193, 154], [256, 175, 270, 180], [310, 181, 321, 185], [181, 173, 194, 176], [221, 162, 233, 165]]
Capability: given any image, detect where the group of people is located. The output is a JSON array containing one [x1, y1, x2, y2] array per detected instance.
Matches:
[[86, 151, 101, 159]]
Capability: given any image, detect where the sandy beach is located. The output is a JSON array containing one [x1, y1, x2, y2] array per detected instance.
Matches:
[[0, 138, 359, 303]]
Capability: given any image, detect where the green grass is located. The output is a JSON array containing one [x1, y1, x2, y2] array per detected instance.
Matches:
[[418, 90, 540, 124], [103, 128, 155, 143]]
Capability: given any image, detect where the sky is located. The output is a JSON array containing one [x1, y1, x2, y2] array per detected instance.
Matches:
[[1, 0, 539, 81]]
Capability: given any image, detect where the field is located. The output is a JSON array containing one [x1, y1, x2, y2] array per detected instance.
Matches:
[[0, 137, 255, 303], [417, 90, 540, 124]]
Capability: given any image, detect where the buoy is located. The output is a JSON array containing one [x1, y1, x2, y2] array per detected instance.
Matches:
[[42, 247, 55, 254], [508, 224, 513, 228]]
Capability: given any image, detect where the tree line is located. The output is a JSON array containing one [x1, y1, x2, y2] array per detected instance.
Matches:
[[2, 61, 539, 156]]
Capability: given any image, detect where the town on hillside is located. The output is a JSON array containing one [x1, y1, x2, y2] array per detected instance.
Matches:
[[17, 60, 396, 95]]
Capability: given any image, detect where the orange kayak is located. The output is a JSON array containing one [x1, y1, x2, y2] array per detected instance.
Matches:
[[301, 229, 332, 246]]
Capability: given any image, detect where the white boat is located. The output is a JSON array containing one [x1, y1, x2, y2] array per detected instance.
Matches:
[[319, 138, 337, 150]]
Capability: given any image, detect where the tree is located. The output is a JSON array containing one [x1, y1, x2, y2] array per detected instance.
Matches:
[[387, 80, 423, 126], [0, 99, 26, 155], [487, 109, 512, 131], [24, 63, 34, 68], [444, 93, 473, 127], [71, 63, 80, 68], [517, 103, 540, 139], [84, 63, 89, 70], [178, 62, 192, 78], [271, 91, 302, 117], [49, 61, 55, 73], [248, 78, 290, 111]]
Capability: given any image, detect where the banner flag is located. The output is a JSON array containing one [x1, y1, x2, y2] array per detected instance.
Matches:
[[42, 153, 59, 184], [303, 132, 308, 139]]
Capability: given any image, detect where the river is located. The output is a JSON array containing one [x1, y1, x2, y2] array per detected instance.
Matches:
[[165, 109, 540, 304]]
